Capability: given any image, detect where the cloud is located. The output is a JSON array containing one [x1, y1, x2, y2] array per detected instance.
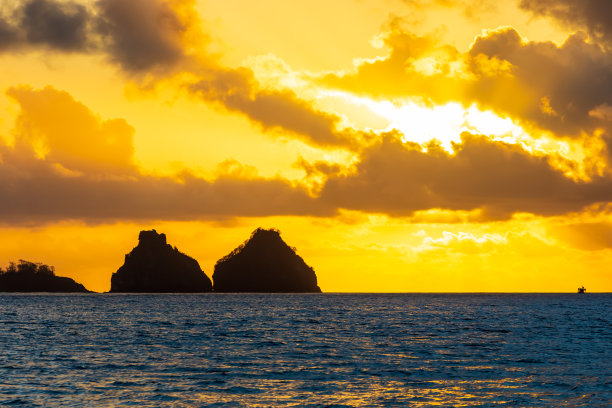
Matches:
[[21, 0, 91, 51], [0, 0, 196, 73], [319, 28, 464, 102], [0, 16, 19, 50], [0, 0, 92, 51], [418, 231, 506, 254], [7, 86, 135, 175], [319, 23, 612, 161], [189, 67, 361, 149], [317, 131, 612, 218], [95, 0, 189, 73], [2, 87, 612, 225], [0, 153, 324, 224], [0, 87, 326, 225], [520, 0, 612, 46], [0, 0, 360, 150], [468, 27, 612, 137]]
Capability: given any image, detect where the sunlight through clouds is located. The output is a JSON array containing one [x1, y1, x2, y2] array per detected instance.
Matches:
[[318, 90, 528, 149], [314, 89, 604, 181]]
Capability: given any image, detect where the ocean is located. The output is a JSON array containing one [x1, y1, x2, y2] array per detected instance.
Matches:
[[0, 293, 610, 407]]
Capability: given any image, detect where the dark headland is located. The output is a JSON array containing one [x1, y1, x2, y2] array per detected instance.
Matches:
[[110, 230, 212, 293], [0, 260, 89, 292], [213, 228, 321, 293]]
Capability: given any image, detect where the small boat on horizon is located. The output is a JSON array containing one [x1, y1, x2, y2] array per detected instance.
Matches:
[[577, 286, 586, 294]]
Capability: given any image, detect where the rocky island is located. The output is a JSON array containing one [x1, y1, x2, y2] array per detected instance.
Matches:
[[0, 260, 89, 292], [110, 230, 212, 292], [213, 228, 321, 292]]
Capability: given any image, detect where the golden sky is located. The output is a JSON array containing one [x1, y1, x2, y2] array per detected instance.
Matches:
[[0, 0, 611, 292]]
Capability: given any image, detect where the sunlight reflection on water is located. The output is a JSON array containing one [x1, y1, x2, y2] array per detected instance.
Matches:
[[0, 293, 610, 407]]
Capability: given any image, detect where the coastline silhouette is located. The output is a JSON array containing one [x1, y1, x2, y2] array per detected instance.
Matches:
[[0, 232, 593, 295], [110, 230, 213, 293], [213, 228, 321, 293], [0, 260, 89, 292]]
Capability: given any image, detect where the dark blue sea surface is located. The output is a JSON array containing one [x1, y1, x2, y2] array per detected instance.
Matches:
[[0, 294, 610, 407]]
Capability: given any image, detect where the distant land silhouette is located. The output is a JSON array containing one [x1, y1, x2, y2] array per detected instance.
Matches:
[[0, 260, 89, 292], [110, 230, 212, 293], [213, 228, 321, 293]]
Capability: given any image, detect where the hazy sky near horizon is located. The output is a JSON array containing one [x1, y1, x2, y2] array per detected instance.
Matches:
[[0, 0, 611, 292]]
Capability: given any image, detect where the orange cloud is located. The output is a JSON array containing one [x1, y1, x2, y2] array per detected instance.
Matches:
[[0, 87, 326, 225], [319, 28, 466, 103], [7, 86, 135, 175]]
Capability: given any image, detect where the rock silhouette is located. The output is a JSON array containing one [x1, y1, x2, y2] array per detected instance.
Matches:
[[110, 230, 212, 292], [0, 260, 89, 292], [213, 228, 321, 293]]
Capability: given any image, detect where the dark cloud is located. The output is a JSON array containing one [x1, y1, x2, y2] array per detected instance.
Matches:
[[520, 0, 612, 162], [0, 0, 93, 51], [95, 0, 187, 72], [0, 0, 189, 72], [468, 27, 612, 137], [0, 16, 19, 50], [0, 148, 324, 224], [21, 0, 90, 51], [520, 0, 612, 45], [190, 67, 362, 149], [318, 132, 612, 218]]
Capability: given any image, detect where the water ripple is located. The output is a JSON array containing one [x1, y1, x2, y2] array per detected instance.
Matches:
[[0, 293, 610, 406]]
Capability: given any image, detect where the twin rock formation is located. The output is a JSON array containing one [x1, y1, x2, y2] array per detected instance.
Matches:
[[110, 228, 321, 293]]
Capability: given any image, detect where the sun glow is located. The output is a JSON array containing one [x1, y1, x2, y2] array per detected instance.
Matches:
[[319, 90, 529, 149], [316, 90, 601, 180]]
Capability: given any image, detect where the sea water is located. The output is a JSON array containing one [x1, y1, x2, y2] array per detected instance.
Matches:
[[0, 293, 610, 407]]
